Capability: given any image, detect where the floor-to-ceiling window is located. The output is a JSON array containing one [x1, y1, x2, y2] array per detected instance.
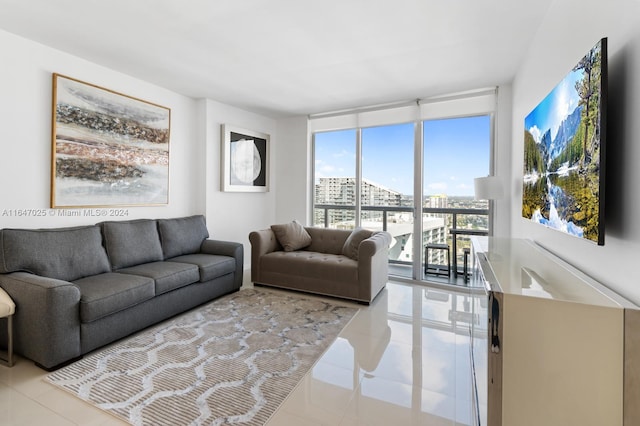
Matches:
[[310, 89, 496, 286], [422, 116, 491, 282], [313, 129, 357, 228], [361, 123, 415, 265]]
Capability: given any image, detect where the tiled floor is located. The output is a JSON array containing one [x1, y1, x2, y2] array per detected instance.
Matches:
[[0, 281, 474, 425]]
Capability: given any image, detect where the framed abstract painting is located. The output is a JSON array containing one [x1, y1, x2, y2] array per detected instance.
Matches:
[[51, 74, 170, 208], [221, 124, 269, 192]]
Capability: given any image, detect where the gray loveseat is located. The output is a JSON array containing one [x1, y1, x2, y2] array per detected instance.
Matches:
[[249, 224, 392, 304], [0, 215, 242, 370]]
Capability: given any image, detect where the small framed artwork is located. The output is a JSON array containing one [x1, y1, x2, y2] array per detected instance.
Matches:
[[51, 73, 171, 208], [221, 124, 269, 192]]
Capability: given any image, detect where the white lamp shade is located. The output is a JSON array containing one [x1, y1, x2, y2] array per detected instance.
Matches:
[[474, 176, 503, 200]]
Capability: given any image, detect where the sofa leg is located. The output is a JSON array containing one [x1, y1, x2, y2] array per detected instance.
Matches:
[[0, 315, 13, 367]]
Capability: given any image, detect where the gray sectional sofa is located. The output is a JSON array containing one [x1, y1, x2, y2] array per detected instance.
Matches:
[[0, 215, 243, 370], [250, 224, 392, 304]]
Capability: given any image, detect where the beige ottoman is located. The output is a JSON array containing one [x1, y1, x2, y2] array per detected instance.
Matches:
[[0, 288, 15, 367]]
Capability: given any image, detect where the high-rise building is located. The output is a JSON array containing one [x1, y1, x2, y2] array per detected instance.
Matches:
[[315, 177, 403, 205], [314, 177, 404, 226]]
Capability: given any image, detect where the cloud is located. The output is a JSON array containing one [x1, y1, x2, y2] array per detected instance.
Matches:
[[332, 149, 354, 158], [552, 88, 570, 140], [551, 75, 580, 140], [528, 125, 542, 143], [314, 160, 338, 178], [428, 182, 447, 192]]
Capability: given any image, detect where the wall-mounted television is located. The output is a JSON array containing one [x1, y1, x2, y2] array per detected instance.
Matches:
[[522, 37, 607, 245]]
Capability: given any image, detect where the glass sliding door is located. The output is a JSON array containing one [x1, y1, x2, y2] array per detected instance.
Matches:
[[361, 123, 415, 278], [422, 115, 491, 283]]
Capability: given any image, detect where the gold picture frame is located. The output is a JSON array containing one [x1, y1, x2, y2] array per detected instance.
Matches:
[[221, 124, 269, 192], [51, 73, 171, 208]]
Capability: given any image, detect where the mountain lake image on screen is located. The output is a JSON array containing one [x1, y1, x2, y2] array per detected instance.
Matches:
[[522, 38, 607, 245]]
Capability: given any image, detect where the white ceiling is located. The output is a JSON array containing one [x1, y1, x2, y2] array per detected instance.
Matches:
[[0, 0, 552, 118]]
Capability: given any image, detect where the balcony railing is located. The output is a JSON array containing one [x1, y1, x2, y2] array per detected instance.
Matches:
[[314, 204, 489, 278]]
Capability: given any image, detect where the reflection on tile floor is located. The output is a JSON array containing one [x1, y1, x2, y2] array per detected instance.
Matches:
[[0, 281, 473, 425], [268, 282, 473, 426]]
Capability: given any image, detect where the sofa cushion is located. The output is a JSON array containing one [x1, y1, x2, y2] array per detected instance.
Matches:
[[306, 227, 350, 255], [118, 261, 200, 295], [101, 219, 163, 270], [260, 251, 358, 283], [0, 225, 111, 282], [157, 215, 209, 259], [270, 220, 312, 252], [167, 254, 236, 282], [74, 272, 155, 323], [342, 228, 373, 260]]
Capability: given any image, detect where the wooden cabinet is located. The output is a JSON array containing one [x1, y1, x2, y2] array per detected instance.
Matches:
[[469, 237, 640, 426]]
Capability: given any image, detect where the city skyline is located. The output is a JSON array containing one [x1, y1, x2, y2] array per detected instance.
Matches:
[[314, 115, 491, 197]]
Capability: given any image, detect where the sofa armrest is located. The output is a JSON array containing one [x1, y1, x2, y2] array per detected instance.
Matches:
[[358, 231, 393, 259], [0, 272, 81, 369], [248, 229, 281, 282], [200, 239, 244, 289], [201, 239, 243, 257], [357, 231, 392, 302]]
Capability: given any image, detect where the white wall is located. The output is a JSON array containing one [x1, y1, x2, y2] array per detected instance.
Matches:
[[511, 0, 640, 304], [0, 29, 203, 228], [493, 85, 513, 238], [274, 116, 310, 224], [0, 29, 279, 274], [202, 99, 277, 270]]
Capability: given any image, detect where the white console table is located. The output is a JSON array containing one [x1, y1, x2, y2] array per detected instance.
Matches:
[[469, 237, 640, 426]]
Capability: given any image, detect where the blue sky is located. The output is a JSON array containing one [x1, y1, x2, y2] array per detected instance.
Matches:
[[314, 115, 490, 196], [525, 68, 582, 143]]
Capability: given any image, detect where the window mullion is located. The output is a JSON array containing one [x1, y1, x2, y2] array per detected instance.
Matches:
[[355, 128, 362, 228], [413, 120, 423, 280]]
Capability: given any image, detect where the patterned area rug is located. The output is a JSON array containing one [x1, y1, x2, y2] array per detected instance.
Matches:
[[47, 288, 358, 425]]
